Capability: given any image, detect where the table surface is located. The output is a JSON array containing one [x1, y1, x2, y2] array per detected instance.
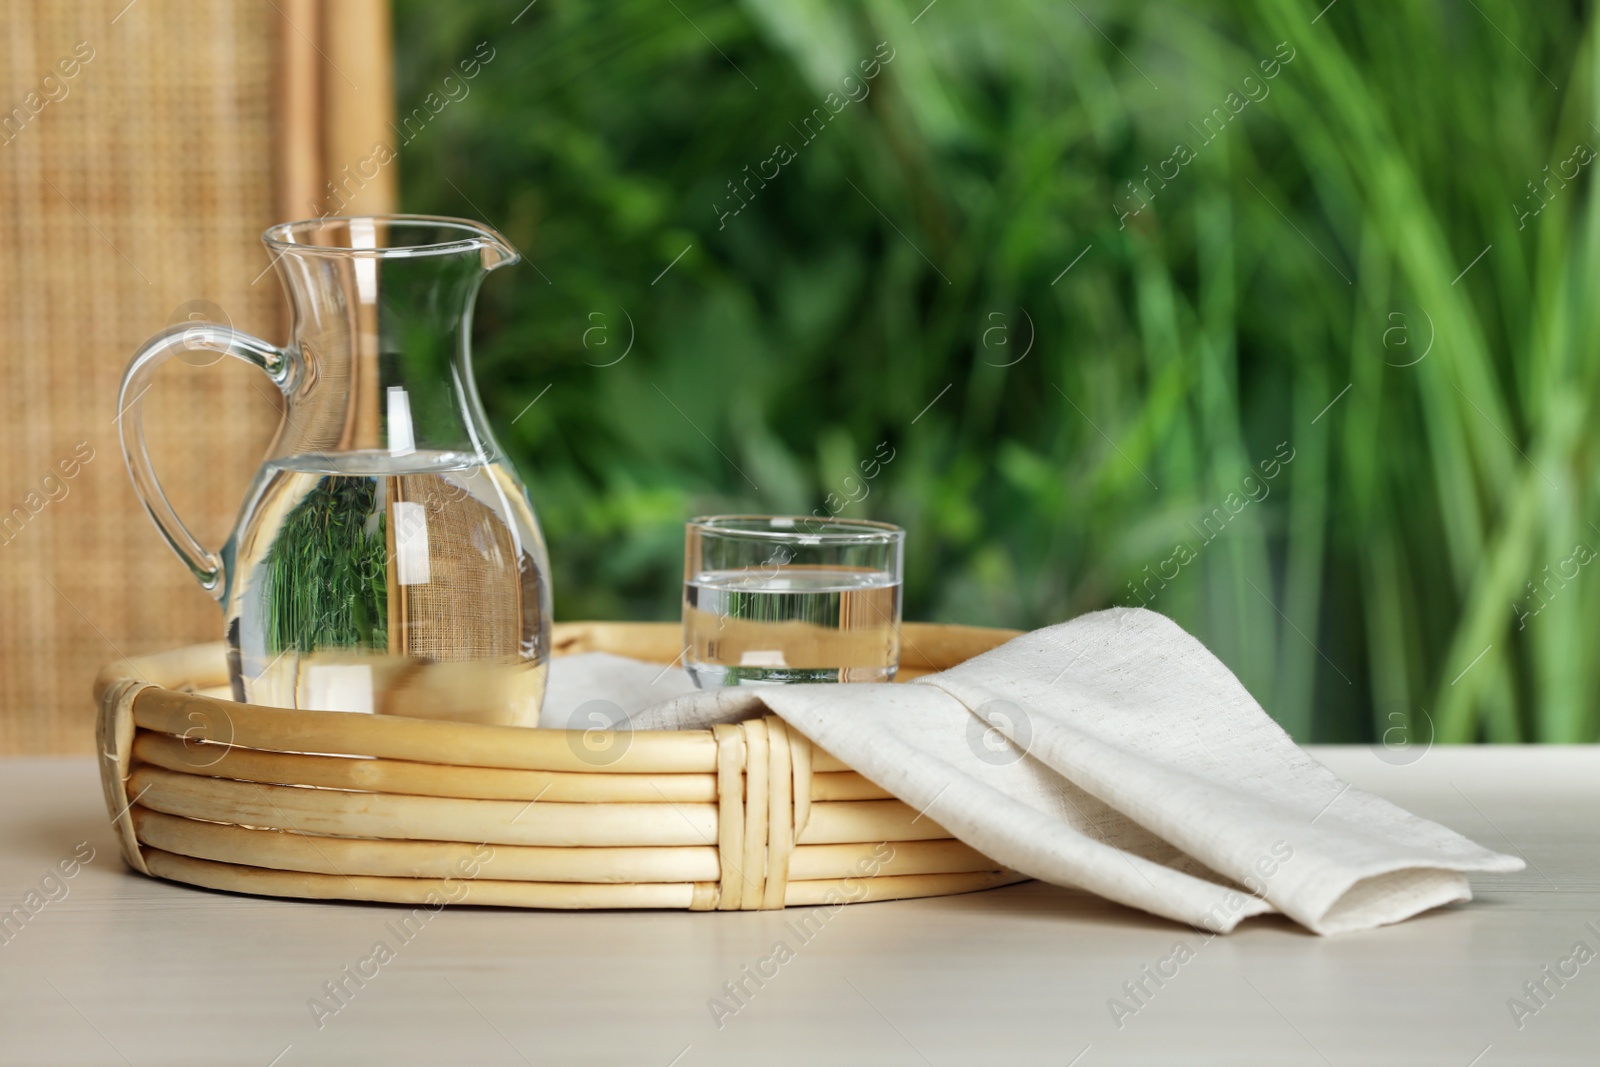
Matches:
[[1, 746, 1595, 1066]]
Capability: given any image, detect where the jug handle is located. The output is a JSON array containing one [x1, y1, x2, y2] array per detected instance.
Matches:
[[117, 323, 296, 597]]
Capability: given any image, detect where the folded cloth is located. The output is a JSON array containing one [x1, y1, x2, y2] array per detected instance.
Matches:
[[539, 651, 699, 730], [621, 608, 1522, 935]]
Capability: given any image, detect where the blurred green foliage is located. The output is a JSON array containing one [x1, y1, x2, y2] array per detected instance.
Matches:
[[393, 0, 1600, 743]]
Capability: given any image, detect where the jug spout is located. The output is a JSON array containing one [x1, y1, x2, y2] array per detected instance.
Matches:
[[262, 213, 518, 265], [474, 226, 520, 272]]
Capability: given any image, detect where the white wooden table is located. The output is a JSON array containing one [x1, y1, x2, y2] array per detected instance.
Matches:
[[1, 746, 1595, 1066]]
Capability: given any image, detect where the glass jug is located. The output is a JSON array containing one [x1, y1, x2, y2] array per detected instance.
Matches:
[[119, 215, 551, 726]]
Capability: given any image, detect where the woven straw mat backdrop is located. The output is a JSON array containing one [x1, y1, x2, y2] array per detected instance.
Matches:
[[0, 1, 282, 753]]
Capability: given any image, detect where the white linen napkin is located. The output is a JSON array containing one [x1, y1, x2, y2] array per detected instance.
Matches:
[[540, 650, 700, 728], [554, 608, 1523, 935]]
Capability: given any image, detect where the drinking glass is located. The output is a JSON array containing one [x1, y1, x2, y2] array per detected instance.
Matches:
[[682, 516, 904, 687]]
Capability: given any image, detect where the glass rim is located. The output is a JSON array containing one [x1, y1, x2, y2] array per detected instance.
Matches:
[[261, 213, 519, 262], [687, 514, 904, 545]]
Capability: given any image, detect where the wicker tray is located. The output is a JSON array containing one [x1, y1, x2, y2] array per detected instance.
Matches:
[[94, 622, 1028, 911]]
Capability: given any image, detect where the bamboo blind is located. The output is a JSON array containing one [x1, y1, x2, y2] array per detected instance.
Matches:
[[0, 0, 394, 754]]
